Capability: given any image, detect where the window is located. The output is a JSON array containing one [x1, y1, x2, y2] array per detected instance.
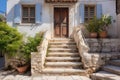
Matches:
[[22, 5, 35, 23], [85, 5, 96, 22]]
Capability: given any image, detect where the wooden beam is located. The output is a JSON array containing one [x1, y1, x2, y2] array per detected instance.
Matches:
[[45, 0, 77, 3]]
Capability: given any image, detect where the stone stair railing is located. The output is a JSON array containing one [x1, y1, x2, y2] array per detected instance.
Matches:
[[71, 26, 120, 75], [31, 32, 49, 76], [71, 27, 91, 69]]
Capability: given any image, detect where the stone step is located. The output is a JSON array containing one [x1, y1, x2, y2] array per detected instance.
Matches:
[[49, 42, 76, 45], [91, 71, 120, 80], [48, 48, 78, 52], [109, 60, 120, 67], [46, 57, 80, 62], [45, 62, 82, 68], [103, 65, 120, 75], [50, 39, 74, 42], [49, 45, 77, 48], [48, 52, 79, 57], [42, 68, 87, 76]]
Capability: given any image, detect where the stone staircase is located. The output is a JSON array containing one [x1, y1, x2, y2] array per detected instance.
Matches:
[[42, 38, 87, 76], [85, 39, 120, 80], [91, 59, 120, 80]]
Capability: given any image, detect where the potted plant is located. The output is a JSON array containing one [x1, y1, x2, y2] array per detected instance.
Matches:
[[99, 15, 112, 38], [85, 17, 100, 38], [9, 32, 44, 74], [9, 51, 30, 74]]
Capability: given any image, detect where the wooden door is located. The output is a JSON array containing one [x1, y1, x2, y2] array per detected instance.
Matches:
[[54, 8, 69, 38]]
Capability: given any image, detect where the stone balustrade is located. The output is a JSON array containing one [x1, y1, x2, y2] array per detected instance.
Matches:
[[31, 33, 49, 76]]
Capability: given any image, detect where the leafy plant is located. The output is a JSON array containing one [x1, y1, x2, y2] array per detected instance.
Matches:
[[0, 22, 44, 69], [10, 32, 44, 68], [85, 17, 100, 33], [85, 15, 112, 33], [22, 32, 44, 54], [0, 22, 22, 54], [99, 15, 112, 31]]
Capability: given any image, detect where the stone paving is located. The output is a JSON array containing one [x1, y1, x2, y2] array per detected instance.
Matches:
[[0, 70, 91, 80]]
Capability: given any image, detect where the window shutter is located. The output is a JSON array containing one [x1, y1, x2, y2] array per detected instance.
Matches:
[[35, 3, 42, 24], [14, 4, 21, 24], [96, 4, 102, 19], [79, 4, 85, 23], [0, 0, 7, 14]]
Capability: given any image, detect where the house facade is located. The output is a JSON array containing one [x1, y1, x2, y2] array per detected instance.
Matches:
[[7, 0, 117, 38]]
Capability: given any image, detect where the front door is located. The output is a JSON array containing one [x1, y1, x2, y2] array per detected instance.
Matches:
[[54, 8, 69, 38]]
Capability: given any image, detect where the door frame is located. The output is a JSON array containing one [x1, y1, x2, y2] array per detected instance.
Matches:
[[54, 7, 69, 38], [53, 6, 70, 38]]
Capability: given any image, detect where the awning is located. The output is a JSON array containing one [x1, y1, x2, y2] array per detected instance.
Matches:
[[45, 0, 77, 3]]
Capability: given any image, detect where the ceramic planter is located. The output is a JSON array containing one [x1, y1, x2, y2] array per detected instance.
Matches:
[[90, 32, 98, 38], [99, 31, 107, 38], [16, 65, 29, 74]]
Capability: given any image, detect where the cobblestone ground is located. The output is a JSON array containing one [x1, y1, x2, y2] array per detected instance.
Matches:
[[0, 70, 91, 80]]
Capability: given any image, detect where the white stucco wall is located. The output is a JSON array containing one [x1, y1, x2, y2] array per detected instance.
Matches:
[[7, 0, 117, 38]]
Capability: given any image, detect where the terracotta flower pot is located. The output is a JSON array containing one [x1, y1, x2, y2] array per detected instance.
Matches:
[[99, 31, 107, 38], [90, 32, 98, 38], [16, 65, 29, 74]]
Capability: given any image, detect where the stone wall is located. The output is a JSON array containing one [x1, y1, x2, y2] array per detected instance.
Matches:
[[86, 39, 120, 53]]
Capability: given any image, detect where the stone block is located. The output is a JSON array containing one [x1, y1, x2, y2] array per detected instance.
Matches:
[[101, 46, 111, 52]]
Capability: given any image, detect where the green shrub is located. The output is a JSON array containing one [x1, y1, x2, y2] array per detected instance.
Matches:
[[99, 15, 112, 31], [22, 32, 44, 55], [0, 22, 44, 68], [0, 22, 22, 54], [85, 17, 100, 33], [9, 32, 44, 68]]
